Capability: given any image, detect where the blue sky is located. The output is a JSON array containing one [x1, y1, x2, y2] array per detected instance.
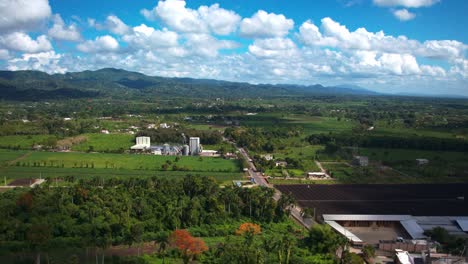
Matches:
[[0, 0, 467, 96]]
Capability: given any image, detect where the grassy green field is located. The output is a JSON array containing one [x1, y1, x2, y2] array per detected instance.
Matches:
[[320, 160, 468, 184], [286, 115, 356, 134], [0, 149, 244, 185], [0, 135, 55, 149], [17, 151, 241, 172], [269, 179, 337, 185], [359, 147, 468, 162], [241, 113, 356, 134], [0, 166, 243, 184], [373, 120, 464, 140], [71, 133, 134, 152], [0, 149, 27, 165]]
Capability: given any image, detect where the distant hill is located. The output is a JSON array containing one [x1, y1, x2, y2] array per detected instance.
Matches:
[[0, 68, 380, 101]]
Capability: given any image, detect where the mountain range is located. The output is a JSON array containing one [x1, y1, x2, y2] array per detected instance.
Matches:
[[0, 68, 379, 101]]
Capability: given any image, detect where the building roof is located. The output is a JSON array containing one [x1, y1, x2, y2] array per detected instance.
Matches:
[[130, 144, 148, 150], [324, 221, 363, 243], [456, 219, 468, 232], [395, 250, 413, 264], [400, 219, 426, 239], [323, 214, 413, 222]]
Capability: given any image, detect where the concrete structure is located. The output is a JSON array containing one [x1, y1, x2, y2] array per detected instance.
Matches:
[[200, 150, 219, 157], [307, 172, 327, 178], [323, 214, 468, 247], [189, 137, 201, 155], [352, 156, 369, 166], [131, 136, 151, 150], [275, 161, 288, 167], [182, 145, 190, 156], [261, 154, 273, 161], [395, 249, 422, 264], [224, 152, 237, 159], [416, 159, 429, 166]]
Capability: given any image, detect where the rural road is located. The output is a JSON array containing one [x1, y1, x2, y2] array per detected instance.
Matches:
[[236, 147, 314, 229], [314, 160, 331, 178]]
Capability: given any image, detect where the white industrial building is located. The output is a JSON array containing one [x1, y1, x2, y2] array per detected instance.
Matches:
[[131, 136, 151, 151], [352, 156, 369, 167], [130, 136, 206, 156], [323, 214, 468, 245], [189, 137, 201, 155]]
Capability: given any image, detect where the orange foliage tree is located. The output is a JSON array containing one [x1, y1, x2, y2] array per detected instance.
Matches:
[[235, 222, 262, 235], [169, 229, 208, 264]]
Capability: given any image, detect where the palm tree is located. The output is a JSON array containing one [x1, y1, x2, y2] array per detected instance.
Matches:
[[155, 232, 169, 264]]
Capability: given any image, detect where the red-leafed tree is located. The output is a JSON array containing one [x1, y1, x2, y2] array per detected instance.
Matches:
[[235, 222, 262, 236], [169, 229, 208, 264], [16, 192, 33, 210]]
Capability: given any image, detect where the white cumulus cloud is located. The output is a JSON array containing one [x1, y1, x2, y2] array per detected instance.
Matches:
[[298, 18, 467, 61], [48, 14, 81, 41], [123, 24, 179, 49], [0, 0, 51, 33], [373, 0, 439, 8], [240, 10, 294, 38], [0, 32, 52, 53], [185, 33, 238, 57], [7, 51, 66, 73], [393, 9, 416, 21], [248, 38, 298, 58], [91, 15, 130, 35], [77, 35, 119, 53], [103, 15, 130, 35], [141, 0, 239, 35]]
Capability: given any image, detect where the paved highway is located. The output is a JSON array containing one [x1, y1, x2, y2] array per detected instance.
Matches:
[[236, 147, 314, 229]]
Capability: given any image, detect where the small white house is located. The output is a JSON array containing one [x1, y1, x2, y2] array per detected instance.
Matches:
[[101, 129, 110, 134], [352, 156, 369, 167], [131, 136, 151, 151], [416, 158, 429, 165], [307, 172, 326, 178], [159, 123, 170, 129], [275, 161, 288, 167]]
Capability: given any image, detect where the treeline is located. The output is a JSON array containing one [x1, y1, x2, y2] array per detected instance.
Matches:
[[0, 175, 372, 264], [307, 133, 468, 152], [136, 128, 223, 145], [0, 176, 284, 254], [224, 127, 301, 152]]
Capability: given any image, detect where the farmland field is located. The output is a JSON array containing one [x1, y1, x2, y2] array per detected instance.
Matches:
[[275, 184, 468, 217], [0, 166, 244, 184], [357, 148, 468, 179], [0, 135, 56, 149], [17, 151, 242, 172], [0, 149, 27, 164], [358, 147, 468, 162], [241, 113, 356, 134], [71, 133, 134, 152]]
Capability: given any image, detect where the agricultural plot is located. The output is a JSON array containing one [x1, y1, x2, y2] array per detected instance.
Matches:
[[319, 161, 465, 184], [358, 148, 468, 180], [241, 113, 356, 135], [275, 184, 468, 217], [285, 115, 356, 134], [0, 135, 56, 149], [18, 151, 242, 172], [0, 167, 243, 184], [373, 120, 463, 140], [71, 133, 134, 152], [0, 149, 27, 165]]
